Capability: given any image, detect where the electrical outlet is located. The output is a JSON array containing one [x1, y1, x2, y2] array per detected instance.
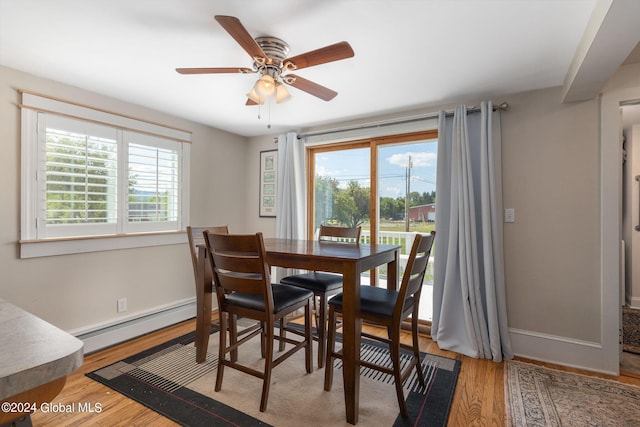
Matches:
[[117, 297, 127, 313]]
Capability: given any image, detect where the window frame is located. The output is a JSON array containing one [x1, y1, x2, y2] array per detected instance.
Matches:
[[306, 130, 438, 243], [19, 91, 191, 258]]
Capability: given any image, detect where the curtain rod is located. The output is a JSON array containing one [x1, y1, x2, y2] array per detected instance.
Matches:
[[296, 102, 509, 140]]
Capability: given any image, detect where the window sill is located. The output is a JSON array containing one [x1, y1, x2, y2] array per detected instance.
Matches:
[[19, 231, 186, 259]]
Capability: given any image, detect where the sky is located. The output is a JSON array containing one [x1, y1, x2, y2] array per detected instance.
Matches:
[[314, 139, 437, 199]]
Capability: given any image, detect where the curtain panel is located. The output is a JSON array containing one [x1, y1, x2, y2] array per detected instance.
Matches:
[[274, 132, 306, 280], [275, 132, 306, 239], [432, 102, 513, 362]]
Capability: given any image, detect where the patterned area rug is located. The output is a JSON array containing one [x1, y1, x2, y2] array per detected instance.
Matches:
[[505, 360, 640, 426], [87, 323, 460, 426], [623, 306, 640, 354]]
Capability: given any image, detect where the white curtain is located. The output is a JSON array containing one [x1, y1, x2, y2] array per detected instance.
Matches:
[[274, 132, 306, 279], [431, 102, 513, 362], [276, 131, 306, 239]]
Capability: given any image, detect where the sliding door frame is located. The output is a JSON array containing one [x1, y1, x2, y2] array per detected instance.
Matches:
[[306, 130, 437, 326], [306, 130, 438, 241]]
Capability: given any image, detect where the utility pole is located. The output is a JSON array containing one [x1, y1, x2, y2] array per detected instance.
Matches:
[[404, 155, 413, 232]]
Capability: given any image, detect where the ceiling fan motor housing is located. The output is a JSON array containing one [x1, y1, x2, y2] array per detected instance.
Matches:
[[255, 36, 290, 66]]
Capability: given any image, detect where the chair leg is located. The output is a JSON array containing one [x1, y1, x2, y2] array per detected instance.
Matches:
[[313, 294, 320, 334], [304, 300, 313, 374], [412, 316, 426, 387], [324, 306, 337, 391], [260, 323, 275, 412], [215, 312, 227, 392], [229, 314, 238, 363], [195, 294, 212, 364], [278, 317, 286, 351], [195, 302, 203, 346], [261, 322, 267, 359], [316, 293, 328, 368], [390, 328, 408, 418]]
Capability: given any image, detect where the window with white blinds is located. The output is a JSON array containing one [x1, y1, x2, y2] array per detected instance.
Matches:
[[20, 92, 190, 257]]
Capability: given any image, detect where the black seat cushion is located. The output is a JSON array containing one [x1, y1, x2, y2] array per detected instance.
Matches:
[[329, 286, 413, 319], [280, 272, 344, 292], [226, 283, 313, 313]]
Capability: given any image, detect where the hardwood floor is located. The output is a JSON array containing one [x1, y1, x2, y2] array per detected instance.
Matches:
[[29, 316, 640, 426]]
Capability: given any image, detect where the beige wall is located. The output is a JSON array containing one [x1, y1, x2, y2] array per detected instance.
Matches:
[[4, 60, 632, 371], [0, 65, 248, 332], [246, 135, 280, 237], [501, 87, 600, 341], [245, 87, 605, 369]]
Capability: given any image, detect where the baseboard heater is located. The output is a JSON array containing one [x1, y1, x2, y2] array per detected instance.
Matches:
[[72, 298, 196, 354]]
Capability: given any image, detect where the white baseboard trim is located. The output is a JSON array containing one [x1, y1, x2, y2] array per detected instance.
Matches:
[[71, 298, 196, 354], [625, 296, 640, 309], [509, 328, 616, 375]]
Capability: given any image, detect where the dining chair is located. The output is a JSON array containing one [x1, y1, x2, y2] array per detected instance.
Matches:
[[324, 231, 435, 418], [187, 225, 261, 363], [279, 224, 361, 368], [203, 231, 314, 412], [187, 225, 230, 362]]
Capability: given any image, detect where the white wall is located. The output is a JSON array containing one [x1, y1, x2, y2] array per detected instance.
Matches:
[[0, 65, 248, 344]]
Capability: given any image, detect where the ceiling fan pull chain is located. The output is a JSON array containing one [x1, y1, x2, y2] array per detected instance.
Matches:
[[267, 99, 272, 129]]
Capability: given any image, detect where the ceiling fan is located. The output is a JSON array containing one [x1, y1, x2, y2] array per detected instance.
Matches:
[[176, 15, 355, 105]]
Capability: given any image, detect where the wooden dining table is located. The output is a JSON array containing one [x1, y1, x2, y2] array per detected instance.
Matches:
[[196, 237, 400, 425]]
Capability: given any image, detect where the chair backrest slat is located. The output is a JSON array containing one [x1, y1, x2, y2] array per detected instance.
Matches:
[[318, 225, 361, 243]]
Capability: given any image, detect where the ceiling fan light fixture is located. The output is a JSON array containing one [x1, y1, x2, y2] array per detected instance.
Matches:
[[275, 83, 290, 104], [246, 88, 265, 105], [254, 74, 276, 98], [177, 16, 354, 109]]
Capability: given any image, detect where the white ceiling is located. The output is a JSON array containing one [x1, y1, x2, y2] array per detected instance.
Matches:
[[1, 0, 638, 137]]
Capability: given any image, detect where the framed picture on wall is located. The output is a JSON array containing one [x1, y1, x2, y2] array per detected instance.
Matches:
[[259, 149, 278, 217]]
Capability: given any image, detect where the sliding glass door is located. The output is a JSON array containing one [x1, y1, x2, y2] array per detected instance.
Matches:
[[308, 130, 437, 321]]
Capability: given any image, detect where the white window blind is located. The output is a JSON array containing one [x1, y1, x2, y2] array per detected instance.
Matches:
[[42, 115, 119, 238], [20, 91, 191, 257], [126, 133, 180, 232]]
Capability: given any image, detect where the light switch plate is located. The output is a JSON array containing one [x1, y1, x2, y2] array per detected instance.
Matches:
[[505, 208, 515, 223]]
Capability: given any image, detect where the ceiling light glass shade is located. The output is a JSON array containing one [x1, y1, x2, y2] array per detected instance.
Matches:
[[246, 88, 265, 105], [275, 83, 290, 104], [255, 74, 276, 98]]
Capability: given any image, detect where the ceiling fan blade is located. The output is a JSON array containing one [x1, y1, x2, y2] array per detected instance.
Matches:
[[176, 67, 254, 74], [214, 15, 266, 60], [284, 74, 338, 101], [283, 41, 354, 71]]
